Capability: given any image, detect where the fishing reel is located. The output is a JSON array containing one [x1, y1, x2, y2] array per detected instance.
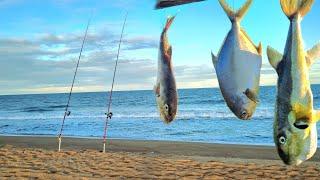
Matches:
[[65, 111, 71, 116], [105, 112, 113, 119]]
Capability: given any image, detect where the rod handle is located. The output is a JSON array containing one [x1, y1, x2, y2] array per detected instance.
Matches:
[[58, 137, 62, 152]]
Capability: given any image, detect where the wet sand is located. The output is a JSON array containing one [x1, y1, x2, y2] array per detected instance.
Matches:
[[0, 136, 320, 179]]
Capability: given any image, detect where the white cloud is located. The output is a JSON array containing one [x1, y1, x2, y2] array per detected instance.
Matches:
[[0, 27, 217, 95], [1, 19, 320, 95], [0, 22, 210, 95]]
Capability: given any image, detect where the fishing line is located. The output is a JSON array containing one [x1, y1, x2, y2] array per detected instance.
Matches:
[[233, 0, 235, 11], [57, 14, 92, 152], [102, 12, 128, 153], [233, 0, 235, 17]]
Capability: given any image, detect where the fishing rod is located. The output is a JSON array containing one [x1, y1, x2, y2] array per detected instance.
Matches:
[[58, 15, 92, 152], [102, 12, 128, 153]]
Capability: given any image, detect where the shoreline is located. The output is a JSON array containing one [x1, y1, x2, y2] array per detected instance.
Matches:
[[1, 135, 320, 162], [0, 134, 276, 146], [1, 135, 320, 178]]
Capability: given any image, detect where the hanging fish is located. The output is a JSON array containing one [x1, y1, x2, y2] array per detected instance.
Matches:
[[154, 16, 178, 123], [155, 0, 205, 9], [211, 0, 262, 120], [267, 0, 320, 165]]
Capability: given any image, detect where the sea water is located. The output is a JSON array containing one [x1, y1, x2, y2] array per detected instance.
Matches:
[[1, 86, 320, 146]]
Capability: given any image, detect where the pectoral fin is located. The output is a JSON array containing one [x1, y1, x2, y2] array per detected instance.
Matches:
[[154, 84, 160, 97], [267, 46, 283, 70], [312, 110, 320, 123], [306, 43, 320, 67], [244, 88, 259, 103], [211, 51, 217, 69], [165, 46, 172, 60]]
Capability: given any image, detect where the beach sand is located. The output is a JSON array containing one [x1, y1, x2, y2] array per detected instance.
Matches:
[[1, 136, 320, 179]]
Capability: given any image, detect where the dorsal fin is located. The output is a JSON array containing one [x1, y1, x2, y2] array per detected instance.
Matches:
[[267, 46, 283, 70], [306, 42, 320, 67], [280, 0, 314, 19], [257, 42, 262, 55], [312, 110, 320, 123], [240, 28, 262, 55], [211, 51, 217, 68], [218, 0, 253, 22]]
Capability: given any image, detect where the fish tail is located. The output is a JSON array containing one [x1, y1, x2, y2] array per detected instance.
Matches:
[[218, 0, 252, 22], [280, 0, 314, 19], [163, 15, 176, 33]]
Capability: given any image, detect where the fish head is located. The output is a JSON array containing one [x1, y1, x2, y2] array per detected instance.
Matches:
[[274, 116, 317, 166], [158, 97, 177, 123], [230, 93, 257, 120]]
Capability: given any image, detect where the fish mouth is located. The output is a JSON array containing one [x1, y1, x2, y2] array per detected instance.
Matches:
[[277, 146, 302, 166], [164, 119, 173, 124], [282, 158, 303, 166], [239, 110, 252, 120], [163, 116, 175, 124], [240, 115, 250, 120], [161, 112, 176, 124]]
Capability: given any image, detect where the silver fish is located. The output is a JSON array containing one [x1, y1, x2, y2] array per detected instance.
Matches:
[[155, 0, 205, 9], [267, 0, 320, 165], [212, 0, 262, 120], [154, 16, 178, 123]]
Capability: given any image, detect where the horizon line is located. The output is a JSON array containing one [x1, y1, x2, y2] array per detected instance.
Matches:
[[0, 84, 283, 96]]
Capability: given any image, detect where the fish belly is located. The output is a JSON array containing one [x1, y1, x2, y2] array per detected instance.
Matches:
[[217, 47, 261, 98]]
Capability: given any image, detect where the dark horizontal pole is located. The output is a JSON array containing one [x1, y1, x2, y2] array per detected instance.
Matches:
[[155, 0, 205, 9]]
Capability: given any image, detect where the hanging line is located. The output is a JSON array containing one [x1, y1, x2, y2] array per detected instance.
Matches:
[[102, 12, 128, 153], [58, 14, 92, 152], [233, 0, 235, 18], [233, 0, 235, 11]]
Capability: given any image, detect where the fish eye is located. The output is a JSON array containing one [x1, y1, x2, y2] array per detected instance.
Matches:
[[241, 111, 247, 118], [279, 136, 286, 145], [164, 104, 169, 110]]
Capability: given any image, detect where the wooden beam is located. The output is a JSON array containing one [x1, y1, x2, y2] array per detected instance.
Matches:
[[155, 0, 205, 9]]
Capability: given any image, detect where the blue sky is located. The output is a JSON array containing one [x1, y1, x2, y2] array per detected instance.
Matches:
[[0, 0, 320, 95]]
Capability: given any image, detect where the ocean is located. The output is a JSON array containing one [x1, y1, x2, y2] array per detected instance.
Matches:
[[1, 86, 320, 146]]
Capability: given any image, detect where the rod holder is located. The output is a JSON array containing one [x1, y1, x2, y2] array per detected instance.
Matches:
[[58, 137, 62, 152]]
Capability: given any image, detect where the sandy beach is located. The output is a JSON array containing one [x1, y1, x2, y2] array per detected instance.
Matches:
[[0, 136, 320, 179]]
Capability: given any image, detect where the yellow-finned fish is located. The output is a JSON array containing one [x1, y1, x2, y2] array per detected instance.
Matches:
[[154, 16, 178, 123], [267, 0, 320, 165], [212, 0, 262, 120]]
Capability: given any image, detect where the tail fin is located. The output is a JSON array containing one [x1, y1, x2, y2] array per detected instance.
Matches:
[[280, 0, 314, 19], [163, 15, 176, 33], [218, 0, 252, 22]]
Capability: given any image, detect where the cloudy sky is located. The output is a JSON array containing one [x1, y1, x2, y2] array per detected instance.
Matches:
[[1, 0, 320, 95]]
